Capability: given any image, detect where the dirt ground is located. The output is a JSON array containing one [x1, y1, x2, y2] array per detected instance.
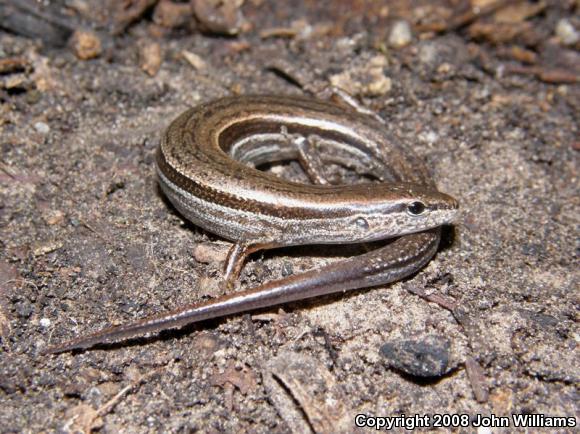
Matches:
[[0, 1, 578, 432]]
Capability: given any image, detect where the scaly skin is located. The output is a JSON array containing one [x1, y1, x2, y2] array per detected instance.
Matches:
[[45, 95, 458, 353]]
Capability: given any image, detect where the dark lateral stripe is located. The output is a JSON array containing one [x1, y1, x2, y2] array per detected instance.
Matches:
[[156, 148, 342, 219]]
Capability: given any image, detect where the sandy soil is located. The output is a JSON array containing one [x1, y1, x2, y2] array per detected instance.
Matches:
[[0, 1, 578, 432]]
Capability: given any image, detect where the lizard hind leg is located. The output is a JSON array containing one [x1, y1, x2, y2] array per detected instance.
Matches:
[[222, 129, 328, 291], [280, 126, 329, 186], [222, 240, 279, 289]]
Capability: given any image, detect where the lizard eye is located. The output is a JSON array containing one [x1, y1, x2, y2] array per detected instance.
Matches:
[[407, 201, 426, 216], [353, 217, 369, 230]]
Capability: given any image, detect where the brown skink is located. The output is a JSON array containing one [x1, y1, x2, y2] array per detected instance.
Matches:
[[46, 95, 458, 353]]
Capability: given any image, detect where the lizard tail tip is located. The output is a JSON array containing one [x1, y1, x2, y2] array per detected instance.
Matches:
[[42, 339, 87, 355]]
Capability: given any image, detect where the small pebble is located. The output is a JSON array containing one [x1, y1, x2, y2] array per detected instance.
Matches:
[[329, 55, 392, 97], [34, 122, 50, 134], [192, 243, 228, 264], [281, 262, 293, 277], [39, 318, 51, 328], [182, 50, 208, 71], [388, 20, 412, 48], [69, 29, 102, 60], [419, 130, 439, 145], [380, 335, 451, 377], [555, 19, 579, 46], [153, 0, 193, 28], [196, 275, 222, 298], [192, 0, 245, 35], [140, 41, 162, 77]]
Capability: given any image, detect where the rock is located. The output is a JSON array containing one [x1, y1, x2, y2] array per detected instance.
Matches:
[[329, 55, 392, 97], [380, 335, 451, 377], [555, 19, 579, 46], [153, 0, 193, 28], [69, 29, 102, 60], [191, 0, 245, 35], [192, 242, 228, 264], [140, 41, 162, 76], [182, 50, 208, 71], [34, 122, 50, 134], [388, 20, 412, 48]]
